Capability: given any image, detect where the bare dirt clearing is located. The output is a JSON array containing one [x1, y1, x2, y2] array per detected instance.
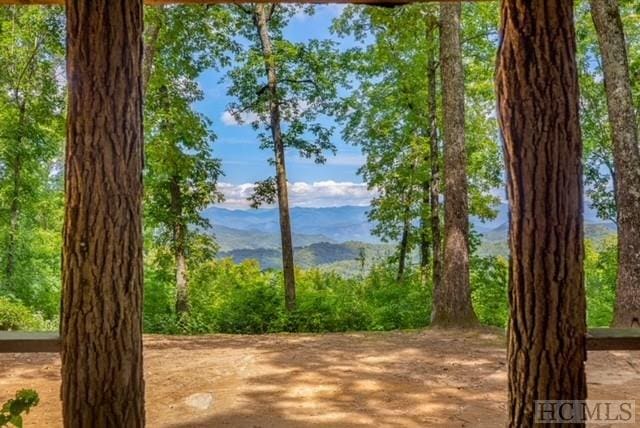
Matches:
[[2, 329, 639, 427]]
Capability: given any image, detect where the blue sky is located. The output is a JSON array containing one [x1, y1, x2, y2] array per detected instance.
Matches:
[[192, 5, 377, 208]]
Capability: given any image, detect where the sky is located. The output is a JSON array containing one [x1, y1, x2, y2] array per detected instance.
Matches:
[[192, 5, 379, 209]]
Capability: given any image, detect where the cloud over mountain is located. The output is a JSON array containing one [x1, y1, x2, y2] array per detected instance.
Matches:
[[218, 180, 374, 209]]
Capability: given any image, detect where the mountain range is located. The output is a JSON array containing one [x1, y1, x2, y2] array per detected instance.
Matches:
[[204, 204, 617, 270]]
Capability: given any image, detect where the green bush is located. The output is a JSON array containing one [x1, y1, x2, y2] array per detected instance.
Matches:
[[0, 389, 39, 428], [0, 297, 47, 331], [471, 256, 509, 328], [585, 238, 617, 327], [144, 258, 431, 334]]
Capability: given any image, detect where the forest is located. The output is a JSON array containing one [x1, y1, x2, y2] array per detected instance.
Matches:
[[1, 0, 640, 426], [0, 2, 637, 334]]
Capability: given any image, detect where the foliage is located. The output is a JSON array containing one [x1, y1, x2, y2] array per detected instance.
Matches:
[[471, 256, 509, 327], [144, 5, 229, 269], [0, 297, 49, 331], [0, 6, 65, 319], [576, 0, 640, 222], [585, 238, 617, 327], [0, 389, 39, 428], [225, 5, 344, 200]]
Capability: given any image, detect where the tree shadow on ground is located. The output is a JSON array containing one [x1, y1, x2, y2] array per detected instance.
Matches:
[[145, 328, 508, 428]]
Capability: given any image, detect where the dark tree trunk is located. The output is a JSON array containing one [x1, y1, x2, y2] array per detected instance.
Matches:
[[397, 199, 412, 282], [427, 16, 442, 295], [419, 177, 431, 283], [62, 1, 145, 426], [255, 4, 296, 311], [497, 0, 587, 426], [590, 0, 640, 328], [432, 3, 477, 327], [170, 176, 189, 315]]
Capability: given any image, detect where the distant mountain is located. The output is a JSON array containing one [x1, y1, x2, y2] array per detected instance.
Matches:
[[204, 206, 377, 244], [219, 241, 393, 270], [213, 224, 334, 252], [205, 204, 617, 265]]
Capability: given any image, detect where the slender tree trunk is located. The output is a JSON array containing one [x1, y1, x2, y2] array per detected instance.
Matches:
[[432, 3, 477, 328], [397, 198, 412, 282], [170, 176, 189, 315], [427, 16, 442, 295], [590, 0, 640, 328], [142, 10, 162, 96], [255, 4, 296, 311], [497, 0, 587, 426], [5, 103, 26, 287], [6, 153, 21, 285], [419, 178, 431, 283], [62, 1, 145, 426]]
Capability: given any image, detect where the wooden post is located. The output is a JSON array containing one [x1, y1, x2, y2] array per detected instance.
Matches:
[[62, 1, 146, 426], [496, 0, 587, 426]]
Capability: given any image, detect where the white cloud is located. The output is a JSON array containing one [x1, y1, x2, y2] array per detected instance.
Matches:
[[218, 180, 375, 209]]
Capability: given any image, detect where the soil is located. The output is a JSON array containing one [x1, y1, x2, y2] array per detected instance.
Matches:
[[1, 328, 639, 427]]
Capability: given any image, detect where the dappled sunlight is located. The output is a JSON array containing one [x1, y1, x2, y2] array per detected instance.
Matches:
[[2, 330, 639, 427]]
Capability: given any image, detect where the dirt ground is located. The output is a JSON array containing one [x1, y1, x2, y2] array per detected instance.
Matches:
[[1, 329, 639, 427]]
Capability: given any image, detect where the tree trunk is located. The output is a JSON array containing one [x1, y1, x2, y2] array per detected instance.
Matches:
[[397, 199, 412, 282], [419, 177, 431, 283], [255, 4, 296, 311], [5, 152, 21, 286], [170, 176, 189, 315], [427, 16, 442, 295], [5, 103, 26, 287], [62, 1, 145, 426], [432, 3, 477, 328], [497, 0, 587, 426], [590, 0, 640, 328]]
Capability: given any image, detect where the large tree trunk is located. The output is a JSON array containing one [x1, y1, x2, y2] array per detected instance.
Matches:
[[170, 176, 189, 315], [255, 4, 296, 311], [590, 0, 640, 328], [497, 0, 587, 426], [432, 3, 477, 327], [62, 1, 145, 426]]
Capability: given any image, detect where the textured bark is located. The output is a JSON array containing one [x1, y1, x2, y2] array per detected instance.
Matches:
[[62, 1, 145, 426], [255, 4, 296, 311], [170, 176, 189, 315], [590, 0, 640, 328], [432, 3, 477, 327], [497, 0, 587, 426]]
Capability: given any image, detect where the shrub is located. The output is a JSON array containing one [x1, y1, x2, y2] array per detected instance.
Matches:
[[0, 297, 47, 331], [585, 238, 617, 327], [0, 389, 39, 428], [471, 256, 509, 328]]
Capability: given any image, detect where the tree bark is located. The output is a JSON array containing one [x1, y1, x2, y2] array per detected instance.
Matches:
[[432, 2, 477, 327], [255, 4, 296, 311], [497, 0, 587, 426], [170, 176, 189, 315], [590, 0, 640, 328], [62, 1, 145, 426]]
